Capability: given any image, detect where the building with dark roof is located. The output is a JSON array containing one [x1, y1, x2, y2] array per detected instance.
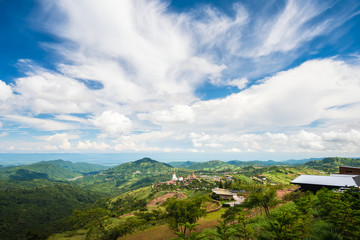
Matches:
[[290, 174, 360, 192]]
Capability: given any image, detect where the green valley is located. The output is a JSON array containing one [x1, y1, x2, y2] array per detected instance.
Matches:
[[0, 156, 359, 240]]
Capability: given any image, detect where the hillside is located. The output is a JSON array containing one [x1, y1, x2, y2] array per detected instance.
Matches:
[[38, 159, 106, 173], [167, 161, 197, 168], [0, 160, 106, 182], [106, 157, 173, 174], [228, 158, 318, 167], [74, 158, 186, 195], [303, 157, 360, 172], [0, 184, 102, 240], [0, 163, 80, 181], [184, 160, 231, 170]]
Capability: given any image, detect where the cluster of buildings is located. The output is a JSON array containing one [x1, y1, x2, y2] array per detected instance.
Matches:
[[159, 170, 199, 186]]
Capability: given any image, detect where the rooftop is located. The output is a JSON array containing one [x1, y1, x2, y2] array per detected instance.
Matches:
[[291, 175, 360, 187]]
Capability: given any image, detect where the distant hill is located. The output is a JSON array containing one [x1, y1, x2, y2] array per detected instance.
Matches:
[[0, 184, 101, 240], [106, 157, 173, 174], [184, 160, 231, 170], [168, 158, 320, 169], [37, 159, 106, 173], [0, 160, 106, 181], [303, 157, 360, 172], [168, 161, 197, 168], [227, 158, 319, 166]]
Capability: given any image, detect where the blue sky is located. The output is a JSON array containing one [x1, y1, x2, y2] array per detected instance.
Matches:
[[1, 0, 360, 161]]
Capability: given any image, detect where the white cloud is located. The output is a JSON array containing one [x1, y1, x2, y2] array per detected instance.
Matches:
[[223, 148, 242, 153], [227, 78, 249, 90], [191, 59, 360, 133], [38, 133, 79, 150], [77, 140, 111, 150], [4, 115, 78, 131], [139, 105, 195, 125], [0, 80, 13, 101], [255, 0, 329, 56], [91, 111, 132, 136], [14, 65, 96, 114], [0, 132, 7, 137]]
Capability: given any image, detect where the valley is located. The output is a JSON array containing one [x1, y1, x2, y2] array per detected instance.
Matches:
[[0, 157, 359, 239]]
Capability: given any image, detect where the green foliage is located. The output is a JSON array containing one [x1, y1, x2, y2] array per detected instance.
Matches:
[[164, 197, 206, 235], [0, 163, 81, 181], [260, 203, 309, 240], [174, 223, 206, 240], [304, 157, 360, 173], [314, 188, 360, 239], [106, 157, 174, 174], [69, 208, 110, 240], [244, 185, 279, 217], [40, 159, 106, 173], [185, 160, 232, 171], [0, 184, 101, 240]]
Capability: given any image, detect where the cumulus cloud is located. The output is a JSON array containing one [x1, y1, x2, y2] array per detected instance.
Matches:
[[38, 133, 79, 150], [1, 0, 359, 157], [227, 78, 249, 90], [91, 111, 132, 136], [191, 59, 360, 133], [139, 105, 195, 125], [14, 63, 96, 114], [77, 140, 111, 150], [0, 80, 13, 101]]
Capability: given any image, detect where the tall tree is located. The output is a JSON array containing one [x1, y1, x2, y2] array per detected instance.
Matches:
[[164, 197, 206, 235], [244, 185, 278, 217]]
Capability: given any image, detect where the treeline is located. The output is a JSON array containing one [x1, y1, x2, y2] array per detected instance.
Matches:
[[0, 184, 102, 240]]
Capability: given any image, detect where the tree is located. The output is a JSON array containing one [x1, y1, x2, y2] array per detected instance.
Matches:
[[68, 208, 110, 240], [220, 205, 253, 240], [174, 223, 205, 240], [164, 197, 206, 235], [244, 185, 278, 217], [314, 187, 360, 239], [213, 220, 235, 240], [262, 204, 306, 240]]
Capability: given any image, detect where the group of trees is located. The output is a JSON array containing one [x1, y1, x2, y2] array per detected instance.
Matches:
[[67, 196, 208, 240]]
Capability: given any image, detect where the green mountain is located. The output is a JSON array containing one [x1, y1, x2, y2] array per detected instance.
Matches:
[[0, 163, 80, 181], [0, 184, 102, 240], [0, 160, 106, 182], [184, 160, 231, 170], [168, 161, 197, 168], [227, 158, 317, 167], [37, 159, 106, 173], [74, 158, 187, 196], [303, 157, 360, 172], [106, 157, 173, 174]]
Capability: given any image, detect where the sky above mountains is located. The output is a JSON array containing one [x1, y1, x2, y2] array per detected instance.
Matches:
[[0, 0, 360, 161]]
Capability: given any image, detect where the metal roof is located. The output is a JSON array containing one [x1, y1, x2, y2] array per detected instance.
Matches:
[[291, 175, 360, 187], [212, 188, 236, 196]]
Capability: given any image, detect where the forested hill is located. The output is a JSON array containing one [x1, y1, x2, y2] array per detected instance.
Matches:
[[37, 159, 106, 173], [168, 161, 197, 168], [106, 157, 173, 174], [0, 184, 102, 240], [303, 157, 360, 172], [0, 160, 106, 181], [184, 160, 231, 170]]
